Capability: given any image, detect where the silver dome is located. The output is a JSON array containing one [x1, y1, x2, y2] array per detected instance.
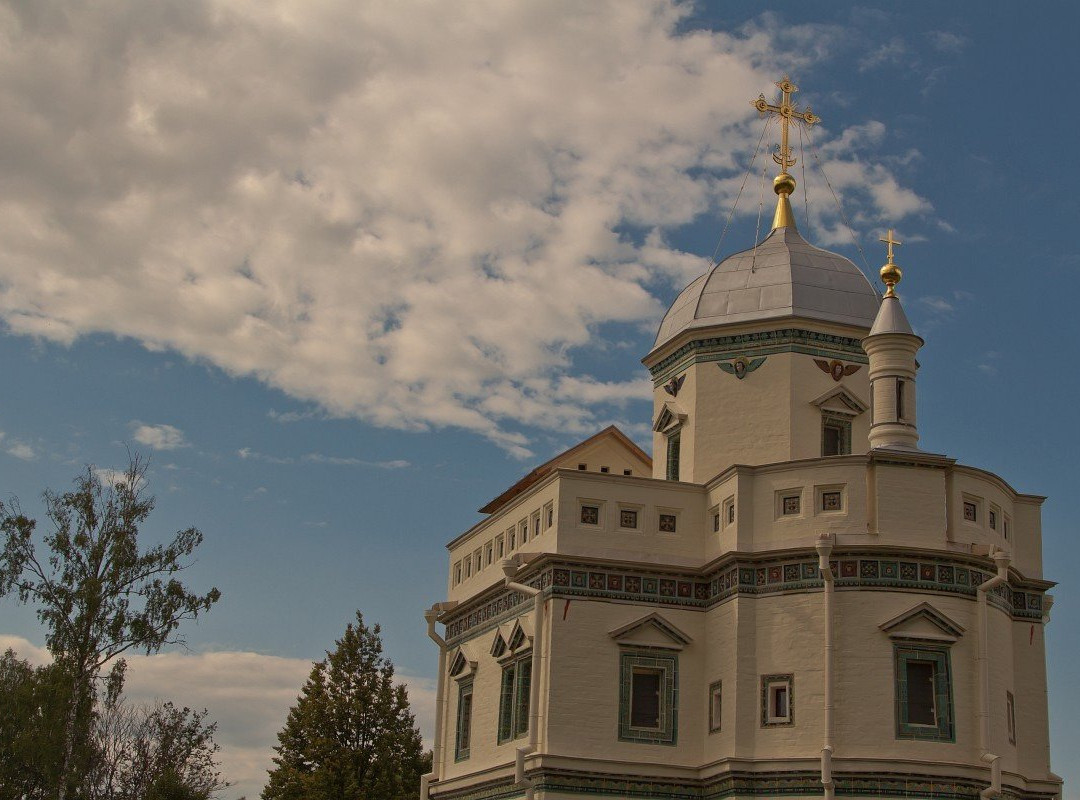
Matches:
[[653, 227, 881, 350]]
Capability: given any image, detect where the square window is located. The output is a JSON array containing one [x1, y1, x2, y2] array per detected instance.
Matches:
[[709, 681, 722, 733], [894, 646, 953, 741], [761, 674, 794, 726], [659, 513, 677, 533], [623, 469, 633, 476], [822, 491, 842, 512], [577, 463, 587, 470], [783, 495, 801, 516], [620, 509, 639, 529], [618, 651, 677, 744], [600, 466, 610, 473], [581, 505, 599, 526], [963, 501, 977, 522]]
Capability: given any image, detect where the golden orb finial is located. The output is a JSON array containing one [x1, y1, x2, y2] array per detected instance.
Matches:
[[879, 229, 903, 297]]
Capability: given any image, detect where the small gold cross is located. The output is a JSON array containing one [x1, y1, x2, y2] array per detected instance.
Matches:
[[879, 229, 902, 263], [878, 229, 903, 296]]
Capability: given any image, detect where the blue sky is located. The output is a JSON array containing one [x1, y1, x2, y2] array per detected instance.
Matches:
[[1, 2, 1077, 797]]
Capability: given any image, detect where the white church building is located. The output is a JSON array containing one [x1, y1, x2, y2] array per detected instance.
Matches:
[[421, 79, 1061, 800]]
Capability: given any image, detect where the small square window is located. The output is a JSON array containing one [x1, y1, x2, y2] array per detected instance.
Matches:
[[581, 505, 599, 526], [709, 681, 722, 733], [963, 501, 977, 522], [600, 466, 610, 473], [620, 509, 638, 529], [761, 674, 793, 726], [577, 463, 587, 470], [783, 495, 800, 516], [659, 513, 677, 533], [623, 469, 633, 476], [822, 491, 842, 512]]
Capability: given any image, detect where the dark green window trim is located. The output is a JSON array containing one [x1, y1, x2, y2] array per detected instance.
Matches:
[[894, 645, 954, 741], [618, 649, 678, 745], [822, 413, 852, 456], [666, 432, 681, 481], [497, 657, 531, 744], [455, 678, 474, 761]]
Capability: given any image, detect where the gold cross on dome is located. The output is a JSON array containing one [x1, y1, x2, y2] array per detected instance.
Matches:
[[751, 76, 821, 173], [879, 229, 902, 263]]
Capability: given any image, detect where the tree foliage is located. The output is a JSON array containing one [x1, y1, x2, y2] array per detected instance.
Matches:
[[0, 457, 222, 800], [263, 612, 428, 800]]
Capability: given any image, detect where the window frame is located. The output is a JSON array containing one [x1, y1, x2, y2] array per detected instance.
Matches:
[[666, 430, 681, 482], [618, 650, 678, 745], [497, 656, 532, 745], [821, 413, 852, 457], [761, 674, 794, 727], [709, 680, 722, 733], [1006, 690, 1016, 745], [455, 678, 474, 761], [894, 645, 954, 741]]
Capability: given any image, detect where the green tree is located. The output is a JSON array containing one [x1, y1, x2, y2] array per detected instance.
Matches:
[[0, 457, 221, 800], [263, 612, 428, 800]]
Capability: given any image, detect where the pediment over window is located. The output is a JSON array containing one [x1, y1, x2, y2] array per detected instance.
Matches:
[[490, 628, 508, 659], [608, 612, 692, 651], [879, 602, 965, 643], [507, 618, 533, 653], [653, 402, 687, 433], [448, 646, 477, 679], [811, 386, 868, 417]]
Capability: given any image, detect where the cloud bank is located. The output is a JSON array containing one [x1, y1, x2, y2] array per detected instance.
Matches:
[[0, 1, 929, 456]]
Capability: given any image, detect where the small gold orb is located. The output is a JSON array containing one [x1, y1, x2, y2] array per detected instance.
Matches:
[[880, 262, 902, 288], [773, 172, 796, 196]]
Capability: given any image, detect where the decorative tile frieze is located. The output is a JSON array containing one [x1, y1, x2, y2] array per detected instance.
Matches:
[[442, 555, 1045, 645], [649, 327, 869, 380], [429, 767, 1060, 800]]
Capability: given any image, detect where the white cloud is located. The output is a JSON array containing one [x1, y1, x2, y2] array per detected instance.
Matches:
[[928, 31, 967, 54], [0, 634, 436, 800], [131, 422, 188, 450], [6, 442, 36, 460], [919, 296, 954, 314], [300, 453, 411, 468], [0, 2, 927, 454]]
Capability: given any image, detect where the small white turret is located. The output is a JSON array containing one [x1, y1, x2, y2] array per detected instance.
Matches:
[[863, 230, 923, 450]]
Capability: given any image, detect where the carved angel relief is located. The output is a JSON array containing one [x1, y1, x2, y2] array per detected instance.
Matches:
[[814, 359, 861, 382], [663, 374, 685, 397], [718, 356, 765, 380]]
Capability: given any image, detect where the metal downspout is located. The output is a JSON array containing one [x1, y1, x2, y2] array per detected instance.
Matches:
[[977, 548, 1011, 800], [422, 601, 458, 800], [816, 534, 836, 800], [503, 557, 545, 800]]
